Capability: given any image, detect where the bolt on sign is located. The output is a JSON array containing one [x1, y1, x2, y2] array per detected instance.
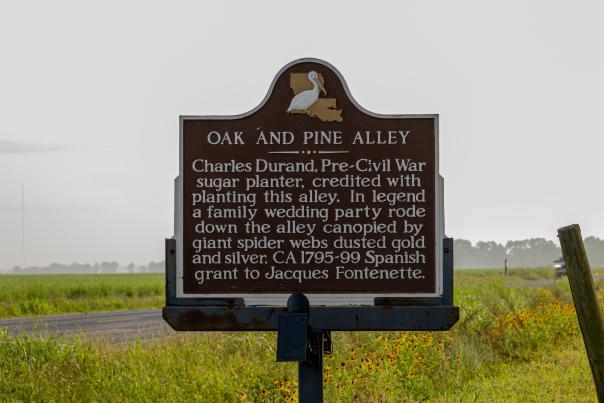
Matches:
[[173, 58, 445, 306]]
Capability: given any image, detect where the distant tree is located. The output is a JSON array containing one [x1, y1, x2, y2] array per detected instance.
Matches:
[[146, 261, 164, 273], [585, 236, 604, 267], [99, 261, 119, 273], [453, 239, 506, 268], [453, 239, 476, 268], [475, 241, 506, 267], [505, 238, 560, 267]]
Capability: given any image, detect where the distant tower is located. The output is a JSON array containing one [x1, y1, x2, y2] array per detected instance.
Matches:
[[21, 184, 26, 266]]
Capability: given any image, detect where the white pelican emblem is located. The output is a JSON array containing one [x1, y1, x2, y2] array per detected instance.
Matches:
[[286, 71, 326, 113]]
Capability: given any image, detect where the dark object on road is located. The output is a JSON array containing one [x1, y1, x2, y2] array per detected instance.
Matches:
[[554, 257, 566, 277]]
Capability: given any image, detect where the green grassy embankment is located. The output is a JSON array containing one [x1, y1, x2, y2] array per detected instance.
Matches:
[[0, 274, 163, 317], [1, 268, 603, 401]]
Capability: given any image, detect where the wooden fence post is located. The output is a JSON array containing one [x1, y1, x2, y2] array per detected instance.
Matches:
[[558, 224, 604, 402]]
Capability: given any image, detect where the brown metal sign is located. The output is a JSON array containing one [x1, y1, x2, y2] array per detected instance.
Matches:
[[175, 58, 443, 305]]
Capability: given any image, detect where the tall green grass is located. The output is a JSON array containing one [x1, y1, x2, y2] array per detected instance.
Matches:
[[1, 269, 602, 401], [0, 274, 163, 317], [1, 267, 591, 318]]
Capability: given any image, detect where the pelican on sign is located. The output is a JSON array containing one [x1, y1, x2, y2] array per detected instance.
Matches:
[[286, 71, 327, 113]]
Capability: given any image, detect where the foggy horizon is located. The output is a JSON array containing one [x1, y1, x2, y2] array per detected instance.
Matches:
[[2, 1, 604, 269], [5, 234, 604, 273]]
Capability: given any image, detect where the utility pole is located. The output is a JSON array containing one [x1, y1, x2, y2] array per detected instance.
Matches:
[[21, 184, 26, 267]]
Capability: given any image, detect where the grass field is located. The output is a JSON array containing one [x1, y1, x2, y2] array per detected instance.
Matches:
[[0, 274, 163, 317], [1, 268, 603, 401]]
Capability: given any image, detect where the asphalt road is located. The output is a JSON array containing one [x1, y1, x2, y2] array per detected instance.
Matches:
[[2, 276, 584, 343], [0, 309, 174, 344]]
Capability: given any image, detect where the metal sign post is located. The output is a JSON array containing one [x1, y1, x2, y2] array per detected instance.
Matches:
[[277, 293, 329, 402], [163, 237, 457, 401], [163, 58, 459, 402]]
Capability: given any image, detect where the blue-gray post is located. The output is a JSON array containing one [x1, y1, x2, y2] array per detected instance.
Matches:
[[298, 330, 324, 403], [286, 293, 324, 403]]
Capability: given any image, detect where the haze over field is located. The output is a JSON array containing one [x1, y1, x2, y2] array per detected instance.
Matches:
[[1, 1, 603, 268], [3, 236, 604, 273]]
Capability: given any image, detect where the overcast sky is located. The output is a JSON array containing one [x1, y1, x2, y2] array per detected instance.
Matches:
[[1, 1, 603, 269]]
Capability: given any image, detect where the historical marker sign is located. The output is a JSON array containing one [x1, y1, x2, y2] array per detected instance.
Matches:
[[174, 58, 444, 306]]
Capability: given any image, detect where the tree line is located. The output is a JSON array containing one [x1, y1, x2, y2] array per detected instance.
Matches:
[[6, 261, 164, 274], [454, 236, 604, 268], [4, 236, 604, 273]]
